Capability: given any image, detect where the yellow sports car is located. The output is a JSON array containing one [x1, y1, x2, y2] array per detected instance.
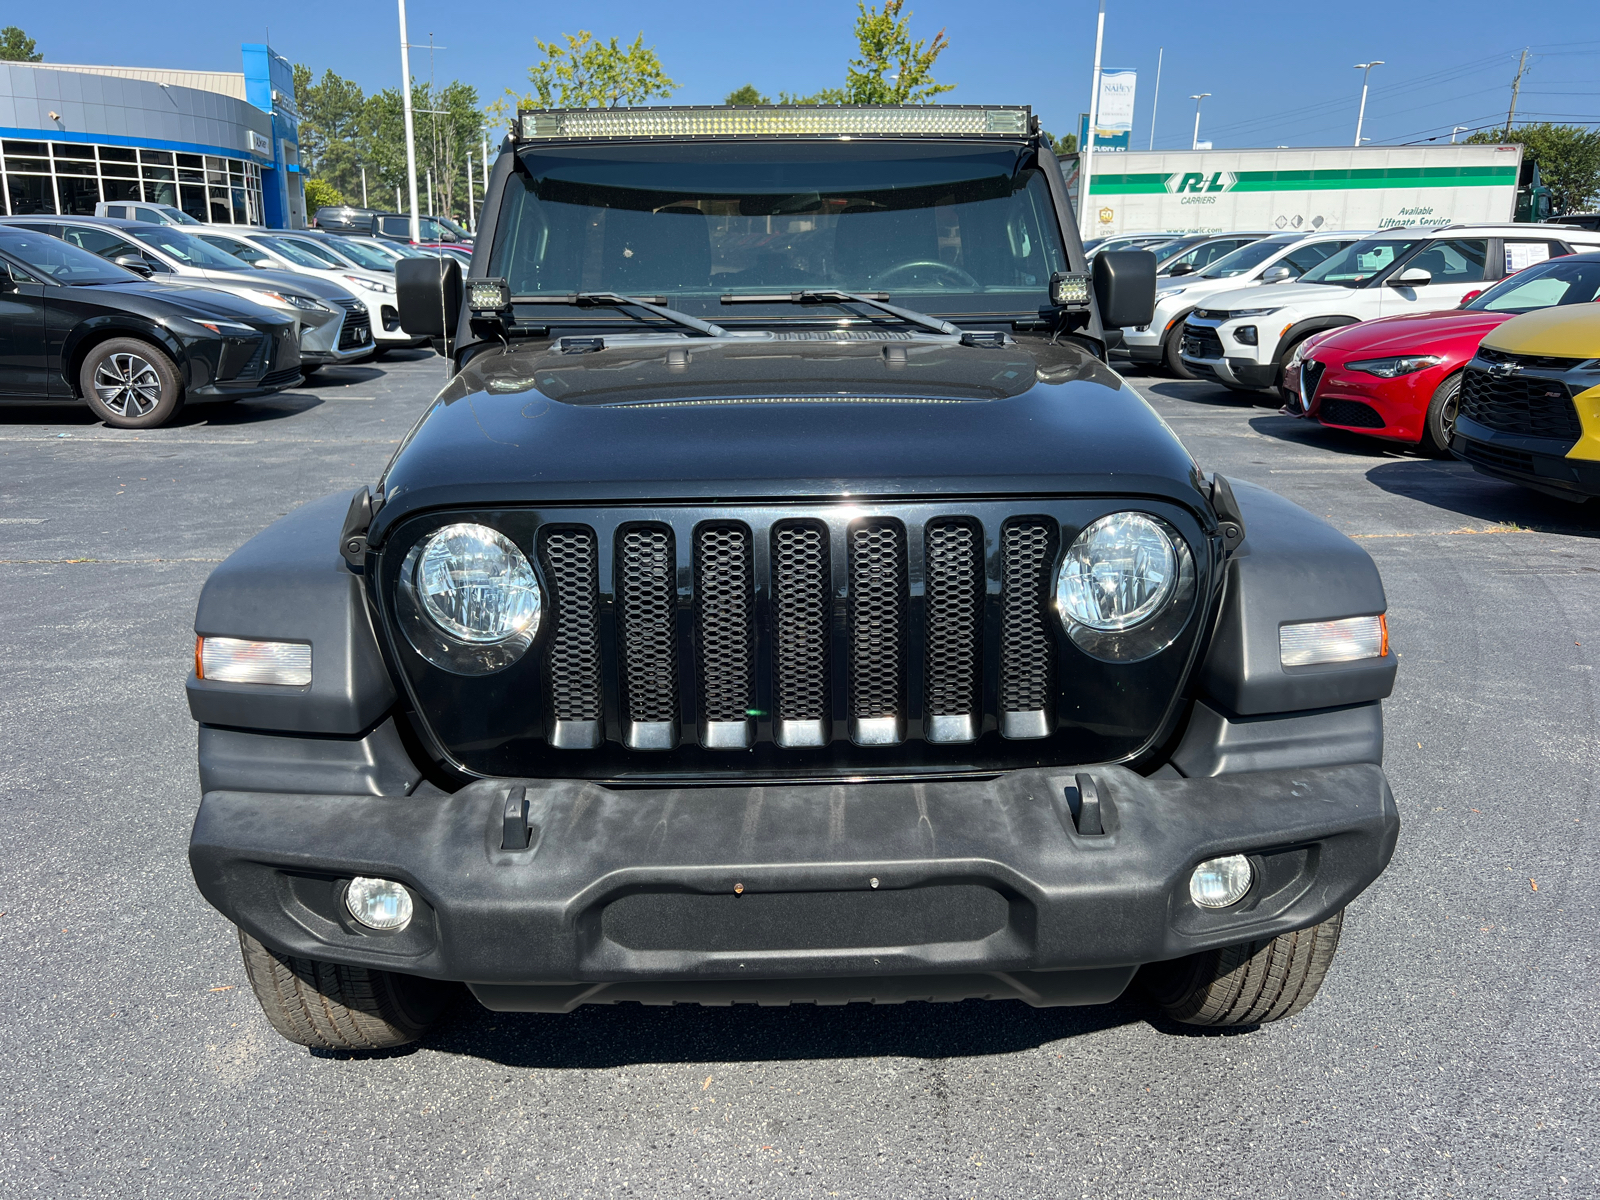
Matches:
[[1452, 303, 1600, 500]]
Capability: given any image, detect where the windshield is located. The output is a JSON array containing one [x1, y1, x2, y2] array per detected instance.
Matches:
[[1, 233, 137, 284], [1301, 238, 1421, 287], [490, 142, 1065, 318], [1466, 255, 1600, 313], [326, 238, 395, 271], [131, 228, 252, 270], [271, 236, 347, 268], [434, 215, 470, 238], [158, 206, 202, 225], [1200, 238, 1294, 278]]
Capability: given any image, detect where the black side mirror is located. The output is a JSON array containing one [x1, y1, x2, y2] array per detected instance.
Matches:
[[1165, 262, 1195, 277], [1093, 249, 1157, 330], [396, 255, 463, 338], [113, 253, 154, 278]]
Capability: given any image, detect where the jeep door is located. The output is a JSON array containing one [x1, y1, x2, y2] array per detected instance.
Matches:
[[1379, 237, 1490, 316]]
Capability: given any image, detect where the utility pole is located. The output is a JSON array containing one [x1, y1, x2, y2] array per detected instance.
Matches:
[[1353, 61, 1384, 147], [481, 133, 490, 197], [426, 169, 433, 218], [397, 0, 421, 243], [1079, 0, 1106, 240], [360, 164, 368, 207], [1148, 46, 1163, 152], [1190, 94, 1209, 151], [465, 153, 475, 232], [1505, 48, 1529, 136]]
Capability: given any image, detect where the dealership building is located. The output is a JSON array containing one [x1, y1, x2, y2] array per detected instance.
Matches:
[[0, 43, 304, 227]]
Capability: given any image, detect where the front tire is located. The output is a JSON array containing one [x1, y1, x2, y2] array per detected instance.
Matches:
[[1163, 324, 1198, 380], [1139, 910, 1344, 1026], [238, 929, 455, 1050], [1420, 370, 1462, 457], [78, 338, 184, 428]]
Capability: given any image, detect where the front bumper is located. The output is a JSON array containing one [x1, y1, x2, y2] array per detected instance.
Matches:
[[189, 762, 1398, 1009], [1180, 353, 1279, 390], [1452, 415, 1600, 500]]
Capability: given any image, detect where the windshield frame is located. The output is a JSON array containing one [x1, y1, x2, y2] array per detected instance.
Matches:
[[491, 138, 1067, 324], [129, 226, 254, 271], [0, 232, 142, 286], [1298, 237, 1422, 288], [1197, 236, 1298, 279]]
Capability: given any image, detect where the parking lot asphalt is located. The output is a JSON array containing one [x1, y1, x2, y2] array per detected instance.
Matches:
[[2, 350, 1596, 1200]]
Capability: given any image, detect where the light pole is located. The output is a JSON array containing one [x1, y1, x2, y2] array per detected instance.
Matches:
[[359, 164, 368, 207], [1079, 0, 1106, 240], [1353, 61, 1384, 148], [397, 0, 421, 243], [465, 153, 475, 232], [1190, 94, 1210, 151], [1450, 125, 1468, 144]]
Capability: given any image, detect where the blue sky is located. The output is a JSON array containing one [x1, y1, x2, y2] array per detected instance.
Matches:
[[18, 1, 1600, 149]]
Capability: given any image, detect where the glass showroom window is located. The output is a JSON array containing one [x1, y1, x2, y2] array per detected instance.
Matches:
[[0, 140, 264, 220]]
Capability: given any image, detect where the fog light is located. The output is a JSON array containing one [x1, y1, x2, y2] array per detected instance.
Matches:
[[1280, 614, 1387, 667], [1235, 325, 1258, 345], [1189, 854, 1253, 908], [345, 876, 414, 931]]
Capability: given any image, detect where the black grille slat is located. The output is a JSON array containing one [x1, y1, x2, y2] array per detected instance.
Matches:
[[1182, 325, 1225, 360], [696, 525, 755, 729], [539, 528, 604, 725], [1459, 440, 1536, 474], [924, 521, 983, 732], [1460, 367, 1581, 441], [771, 523, 831, 743], [1318, 398, 1385, 429], [1477, 346, 1586, 372], [617, 526, 679, 730], [999, 520, 1057, 736], [848, 522, 907, 739]]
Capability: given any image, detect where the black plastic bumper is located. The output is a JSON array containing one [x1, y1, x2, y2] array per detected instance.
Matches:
[[190, 762, 1397, 1007], [1453, 418, 1600, 501]]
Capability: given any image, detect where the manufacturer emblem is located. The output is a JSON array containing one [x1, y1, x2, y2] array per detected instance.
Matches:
[[1164, 171, 1237, 195], [1486, 361, 1521, 378]]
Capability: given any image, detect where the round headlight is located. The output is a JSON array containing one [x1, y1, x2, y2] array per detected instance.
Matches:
[[1057, 512, 1179, 632], [416, 523, 541, 644]]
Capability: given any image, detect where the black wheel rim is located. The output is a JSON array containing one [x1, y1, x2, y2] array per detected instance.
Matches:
[[93, 353, 162, 418]]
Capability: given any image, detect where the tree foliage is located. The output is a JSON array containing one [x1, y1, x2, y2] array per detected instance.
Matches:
[[501, 31, 676, 113], [1043, 131, 1077, 156], [303, 177, 345, 211], [0, 25, 42, 61], [724, 84, 770, 106], [843, 1, 954, 104], [1467, 123, 1600, 215]]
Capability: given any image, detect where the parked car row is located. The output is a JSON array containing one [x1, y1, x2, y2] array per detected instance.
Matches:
[[1109, 219, 1600, 502]]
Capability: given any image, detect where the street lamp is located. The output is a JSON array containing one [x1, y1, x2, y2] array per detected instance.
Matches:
[[1353, 61, 1384, 148], [1450, 125, 1469, 144], [396, 0, 421, 243], [1190, 94, 1210, 151]]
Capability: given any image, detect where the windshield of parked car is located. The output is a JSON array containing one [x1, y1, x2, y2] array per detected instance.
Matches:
[[130, 228, 253, 270], [269, 236, 347, 268], [325, 237, 395, 271], [1198, 238, 1295, 278], [434, 215, 470, 239], [0, 232, 138, 284], [1300, 238, 1421, 287], [491, 142, 1065, 318], [196, 233, 271, 266], [1465, 255, 1600, 313]]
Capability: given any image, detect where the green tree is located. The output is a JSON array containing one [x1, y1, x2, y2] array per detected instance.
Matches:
[[500, 31, 676, 113], [842, 1, 953, 103], [365, 81, 484, 217], [1468, 123, 1600, 215], [294, 65, 368, 202], [304, 177, 345, 212], [0, 25, 41, 61], [724, 84, 770, 106], [1043, 130, 1077, 156]]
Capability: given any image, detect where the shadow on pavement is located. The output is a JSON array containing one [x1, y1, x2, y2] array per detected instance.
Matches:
[[411, 992, 1165, 1068], [1140, 379, 1275, 409], [1245, 414, 1404, 459], [1364, 460, 1600, 536]]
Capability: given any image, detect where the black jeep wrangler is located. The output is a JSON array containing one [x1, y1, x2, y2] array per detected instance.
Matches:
[[187, 106, 1398, 1049]]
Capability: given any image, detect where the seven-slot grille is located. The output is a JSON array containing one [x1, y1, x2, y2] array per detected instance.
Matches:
[[1460, 365, 1581, 442], [521, 513, 1080, 751]]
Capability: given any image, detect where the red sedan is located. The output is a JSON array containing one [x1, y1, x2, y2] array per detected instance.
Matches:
[[1284, 250, 1600, 454]]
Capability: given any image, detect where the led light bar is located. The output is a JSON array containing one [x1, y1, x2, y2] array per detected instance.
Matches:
[[197, 636, 312, 686], [468, 277, 511, 313], [1050, 272, 1091, 308], [518, 105, 1031, 141], [1279, 615, 1388, 668]]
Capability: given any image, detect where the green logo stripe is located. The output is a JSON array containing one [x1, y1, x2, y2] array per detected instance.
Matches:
[[1089, 164, 1518, 195]]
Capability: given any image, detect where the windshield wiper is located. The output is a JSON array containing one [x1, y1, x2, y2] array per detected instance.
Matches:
[[515, 291, 726, 337], [720, 289, 963, 337]]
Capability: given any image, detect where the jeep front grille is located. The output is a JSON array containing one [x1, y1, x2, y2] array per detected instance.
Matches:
[[539, 527, 604, 748], [999, 520, 1057, 738], [922, 520, 983, 744], [616, 526, 679, 748], [770, 522, 832, 747], [847, 521, 908, 745], [696, 524, 756, 747]]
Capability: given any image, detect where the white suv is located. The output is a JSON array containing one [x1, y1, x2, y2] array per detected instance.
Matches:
[[1118, 230, 1368, 376], [1178, 224, 1600, 394]]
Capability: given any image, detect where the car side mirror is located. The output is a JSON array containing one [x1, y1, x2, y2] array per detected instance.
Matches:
[[396, 255, 463, 340], [1094, 249, 1158, 330], [1262, 265, 1294, 283], [1387, 267, 1432, 288], [1166, 262, 1195, 277], [113, 254, 154, 278]]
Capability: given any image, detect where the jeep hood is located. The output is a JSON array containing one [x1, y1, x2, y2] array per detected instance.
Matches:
[[372, 337, 1204, 538]]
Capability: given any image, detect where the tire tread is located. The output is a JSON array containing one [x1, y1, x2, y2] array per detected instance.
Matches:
[[1147, 910, 1344, 1027]]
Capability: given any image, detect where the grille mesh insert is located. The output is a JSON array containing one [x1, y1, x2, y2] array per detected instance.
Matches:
[[696, 525, 754, 724], [1000, 520, 1057, 714], [924, 521, 983, 717], [1460, 367, 1581, 441], [617, 526, 678, 724], [539, 528, 603, 722], [848, 522, 906, 721], [771, 523, 832, 723]]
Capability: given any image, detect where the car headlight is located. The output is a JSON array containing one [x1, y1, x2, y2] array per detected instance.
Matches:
[[1055, 512, 1197, 662], [1225, 306, 1280, 319], [1156, 287, 1186, 299], [346, 273, 394, 294], [169, 316, 259, 338], [396, 523, 542, 674], [1346, 354, 1442, 378], [247, 288, 331, 314]]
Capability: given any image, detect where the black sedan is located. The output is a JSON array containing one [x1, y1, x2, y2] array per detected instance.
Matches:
[[0, 226, 300, 429]]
